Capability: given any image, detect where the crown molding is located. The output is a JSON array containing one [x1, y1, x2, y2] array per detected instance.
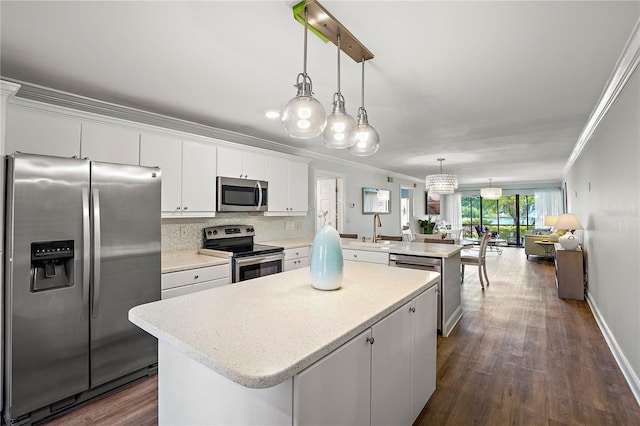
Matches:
[[563, 18, 640, 176], [2, 78, 422, 183], [1, 80, 21, 98]]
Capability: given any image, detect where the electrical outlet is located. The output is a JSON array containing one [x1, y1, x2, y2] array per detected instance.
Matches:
[[296, 223, 303, 230], [180, 227, 188, 238], [285, 221, 295, 231]]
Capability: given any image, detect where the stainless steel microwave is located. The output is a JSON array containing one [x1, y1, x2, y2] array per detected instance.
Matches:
[[217, 177, 268, 212]]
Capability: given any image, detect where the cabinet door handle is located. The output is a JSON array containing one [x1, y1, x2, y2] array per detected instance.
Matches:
[[194, 275, 199, 280], [409, 307, 416, 313], [183, 206, 188, 210], [353, 254, 358, 258], [366, 337, 375, 345], [176, 206, 181, 210]]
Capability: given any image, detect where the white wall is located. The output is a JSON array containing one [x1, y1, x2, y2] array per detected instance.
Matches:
[[308, 158, 426, 240], [564, 65, 640, 399]]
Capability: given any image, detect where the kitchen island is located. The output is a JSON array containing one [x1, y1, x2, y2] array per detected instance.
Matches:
[[342, 239, 463, 336], [129, 261, 439, 425]]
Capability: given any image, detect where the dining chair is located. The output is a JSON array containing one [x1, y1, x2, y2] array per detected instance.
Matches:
[[401, 228, 413, 241], [377, 235, 403, 242], [461, 232, 491, 289], [339, 233, 358, 239]]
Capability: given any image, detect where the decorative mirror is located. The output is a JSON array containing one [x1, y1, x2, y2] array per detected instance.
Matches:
[[362, 187, 391, 214]]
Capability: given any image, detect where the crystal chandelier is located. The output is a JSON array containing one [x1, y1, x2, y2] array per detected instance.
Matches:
[[480, 178, 502, 200], [425, 158, 458, 194]]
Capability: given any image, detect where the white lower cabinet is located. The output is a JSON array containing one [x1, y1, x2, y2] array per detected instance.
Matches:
[[342, 248, 389, 265], [161, 264, 230, 299], [283, 246, 310, 271], [411, 288, 437, 423], [294, 329, 372, 426], [293, 285, 437, 425], [371, 300, 413, 426]]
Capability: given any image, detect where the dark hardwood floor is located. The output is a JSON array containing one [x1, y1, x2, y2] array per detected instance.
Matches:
[[417, 246, 640, 425], [39, 247, 640, 425]]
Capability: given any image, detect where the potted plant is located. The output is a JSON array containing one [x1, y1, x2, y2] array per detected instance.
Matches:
[[418, 216, 435, 234]]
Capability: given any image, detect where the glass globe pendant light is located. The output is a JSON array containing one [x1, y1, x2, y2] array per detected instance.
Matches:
[[282, 5, 326, 139], [348, 59, 380, 156], [322, 33, 356, 148]]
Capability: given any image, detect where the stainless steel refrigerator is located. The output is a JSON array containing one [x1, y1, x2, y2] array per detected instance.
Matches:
[[3, 153, 161, 424]]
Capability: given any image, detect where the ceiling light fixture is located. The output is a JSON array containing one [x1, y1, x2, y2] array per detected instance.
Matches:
[[425, 158, 458, 194], [348, 59, 380, 156], [322, 33, 356, 149], [282, 5, 326, 139], [480, 178, 502, 200]]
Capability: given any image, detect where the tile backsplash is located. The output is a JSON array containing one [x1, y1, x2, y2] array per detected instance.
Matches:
[[162, 213, 315, 252]]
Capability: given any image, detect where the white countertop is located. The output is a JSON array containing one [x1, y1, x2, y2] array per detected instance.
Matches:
[[342, 240, 463, 258], [161, 249, 229, 274], [260, 237, 313, 249], [129, 261, 439, 389]]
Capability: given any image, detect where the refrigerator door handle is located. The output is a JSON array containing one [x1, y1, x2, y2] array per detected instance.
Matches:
[[91, 188, 101, 319], [82, 187, 91, 319]]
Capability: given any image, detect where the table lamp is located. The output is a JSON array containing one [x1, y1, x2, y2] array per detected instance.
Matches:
[[544, 215, 560, 241], [554, 213, 583, 250]]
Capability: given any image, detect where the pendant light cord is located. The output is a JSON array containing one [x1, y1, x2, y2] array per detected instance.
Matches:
[[361, 59, 365, 108], [336, 33, 341, 94], [302, 6, 308, 78]]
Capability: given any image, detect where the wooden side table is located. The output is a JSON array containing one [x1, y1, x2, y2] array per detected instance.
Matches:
[[554, 244, 584, 300]]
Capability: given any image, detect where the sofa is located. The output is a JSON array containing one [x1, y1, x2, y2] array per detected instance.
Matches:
[[524, 233, 556, 259]]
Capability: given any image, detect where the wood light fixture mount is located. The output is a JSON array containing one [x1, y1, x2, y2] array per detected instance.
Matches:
[[293, 0, 374, 63]]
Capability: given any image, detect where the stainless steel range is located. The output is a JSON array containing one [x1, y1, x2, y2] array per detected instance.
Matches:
[[203, 225, 284, 283]]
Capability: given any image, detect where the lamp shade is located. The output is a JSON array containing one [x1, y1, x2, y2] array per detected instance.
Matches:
[[480, 187, 502, 200], [425, 174, 458, 194], [554, 213, 583, 231], [544, 215, 558, 227]]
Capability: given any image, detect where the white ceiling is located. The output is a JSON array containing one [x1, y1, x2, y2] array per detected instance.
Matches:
[[1, 1, 638, 187]]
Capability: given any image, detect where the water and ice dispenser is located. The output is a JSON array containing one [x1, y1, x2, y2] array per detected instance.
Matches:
[[30, 240, 75, 292]]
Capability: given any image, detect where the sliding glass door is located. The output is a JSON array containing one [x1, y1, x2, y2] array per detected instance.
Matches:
[[461, 193, 535, 246]]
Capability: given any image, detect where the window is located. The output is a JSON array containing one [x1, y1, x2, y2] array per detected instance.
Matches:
[[461, 194, 535, 246]]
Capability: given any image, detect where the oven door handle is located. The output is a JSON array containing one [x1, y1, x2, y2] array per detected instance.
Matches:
[[236, 253, 284, 267]]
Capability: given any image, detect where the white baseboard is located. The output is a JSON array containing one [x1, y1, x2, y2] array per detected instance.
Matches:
[[586, 291, 640, 406]]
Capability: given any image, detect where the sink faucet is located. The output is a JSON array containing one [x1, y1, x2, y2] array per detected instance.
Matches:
[[373, 213, 382, 242]]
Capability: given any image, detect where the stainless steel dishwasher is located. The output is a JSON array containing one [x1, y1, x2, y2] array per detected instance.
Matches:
[[389, 254, 443, 332]]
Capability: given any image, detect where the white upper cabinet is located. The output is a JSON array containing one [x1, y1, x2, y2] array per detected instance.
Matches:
[[181, 140, 217, 214], [6, 107, 81, 157], [140, 133, 182, 213], [217, 146, 265, 180], [5, 107, 141, 165], [265, 156, 309, 215], [81, 121, 140, 165], [140, 133, 216, 217], [288, 160, 309, 212]]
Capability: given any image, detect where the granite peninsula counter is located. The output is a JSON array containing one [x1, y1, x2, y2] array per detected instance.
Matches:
[[129, 261, 439, 425]]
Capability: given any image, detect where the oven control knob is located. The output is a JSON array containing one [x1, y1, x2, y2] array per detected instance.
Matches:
[[212, 230, 218, 235], [247, 227, 254, 233]]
